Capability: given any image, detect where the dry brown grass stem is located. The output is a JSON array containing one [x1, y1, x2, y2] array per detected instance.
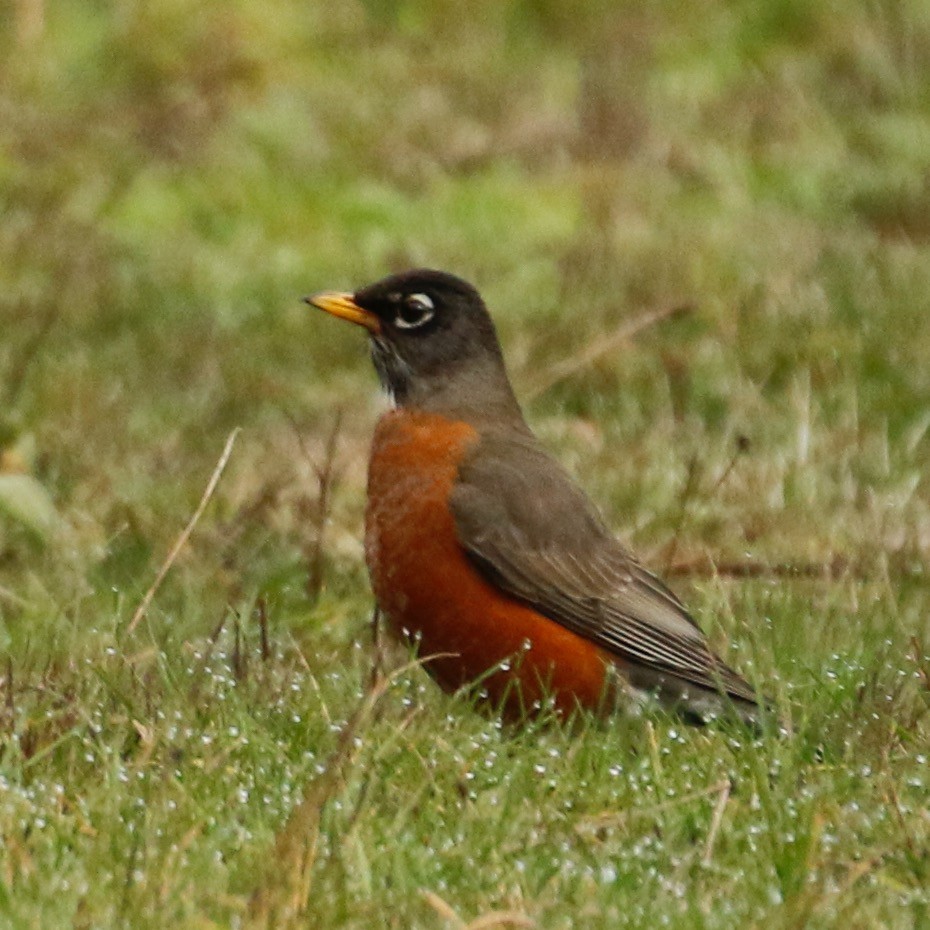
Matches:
[[523, 303, 692, 401], [246, 655, 443, 929], [421, 889, 466, 926], [126, 428, 240, 636], [302, 411, 344, 602], [420, 892, 538, 930], [577, 778, 732, 833], [701, 779, 732, 864], [464, 911, 538, 929], [665, 554, 852, 580]]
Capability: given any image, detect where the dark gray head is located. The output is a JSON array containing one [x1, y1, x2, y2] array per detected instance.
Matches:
[[307, 269, 524, 422]]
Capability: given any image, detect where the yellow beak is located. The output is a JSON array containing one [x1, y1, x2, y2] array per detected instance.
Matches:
[[304, 291, 382, 335]]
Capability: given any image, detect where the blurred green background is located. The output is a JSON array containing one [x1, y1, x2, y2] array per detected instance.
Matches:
[[2, 1, 930, 927]]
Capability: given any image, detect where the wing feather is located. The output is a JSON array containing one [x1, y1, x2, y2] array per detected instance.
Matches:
[[450, 430, 758, 707]]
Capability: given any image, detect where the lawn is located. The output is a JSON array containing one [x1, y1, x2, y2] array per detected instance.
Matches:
[[1, 1, 929, 927]]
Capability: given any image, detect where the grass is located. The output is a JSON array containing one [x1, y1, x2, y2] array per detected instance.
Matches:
[[2, 0, 930, 926]]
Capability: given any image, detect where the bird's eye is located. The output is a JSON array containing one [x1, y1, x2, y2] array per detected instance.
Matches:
[[394, 293, 435, 330]]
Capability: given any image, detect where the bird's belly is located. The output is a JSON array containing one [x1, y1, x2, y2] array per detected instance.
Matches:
[[364, 409, 613, 716]]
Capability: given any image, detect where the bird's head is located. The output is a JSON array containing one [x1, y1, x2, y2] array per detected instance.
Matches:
[[307, 269, 520, 420]]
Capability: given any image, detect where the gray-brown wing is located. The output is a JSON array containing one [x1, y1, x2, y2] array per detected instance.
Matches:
[[449, 431, 757, 705]]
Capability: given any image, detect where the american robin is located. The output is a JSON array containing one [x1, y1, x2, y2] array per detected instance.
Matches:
[[307, 269, 761, 725]]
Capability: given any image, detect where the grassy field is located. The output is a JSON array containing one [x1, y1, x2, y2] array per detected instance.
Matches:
[[2, 1, 930, 927]]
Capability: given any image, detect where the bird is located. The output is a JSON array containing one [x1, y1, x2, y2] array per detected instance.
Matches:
[[307, 269, 761, 726]]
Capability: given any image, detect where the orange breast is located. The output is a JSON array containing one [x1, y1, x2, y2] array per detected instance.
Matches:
[[364, 409, 615, 718]]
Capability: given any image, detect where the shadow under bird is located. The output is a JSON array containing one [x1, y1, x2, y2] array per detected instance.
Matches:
[[307, 269, 761, 726]]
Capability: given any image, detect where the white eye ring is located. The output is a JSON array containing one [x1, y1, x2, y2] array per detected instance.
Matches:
[[394, 293, 435, 329]]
